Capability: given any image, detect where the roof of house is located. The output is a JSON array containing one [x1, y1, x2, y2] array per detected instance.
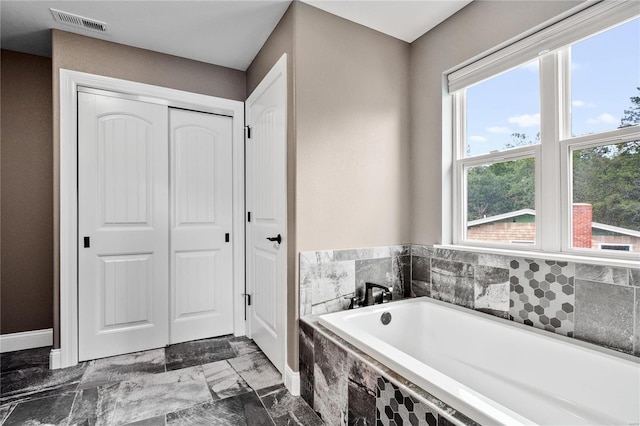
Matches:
[[468, 209, 640, 238]]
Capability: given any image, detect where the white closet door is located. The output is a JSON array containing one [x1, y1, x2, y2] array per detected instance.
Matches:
[[78, 92, 169, 361], [169, 109, 234, 344]]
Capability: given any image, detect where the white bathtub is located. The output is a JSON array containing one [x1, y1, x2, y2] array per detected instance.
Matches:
[[318, 297, 640, 425]]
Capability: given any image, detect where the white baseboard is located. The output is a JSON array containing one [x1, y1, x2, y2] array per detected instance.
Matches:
[[0, 328, 53, 353], [284, 364, 300, 396], [49, 348, 62, 369]]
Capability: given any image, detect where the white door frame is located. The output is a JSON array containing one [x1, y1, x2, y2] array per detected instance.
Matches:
[[56, 69, 245, 369]]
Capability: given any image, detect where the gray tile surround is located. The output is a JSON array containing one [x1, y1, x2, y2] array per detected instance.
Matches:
[[300, 244, 640, 357]]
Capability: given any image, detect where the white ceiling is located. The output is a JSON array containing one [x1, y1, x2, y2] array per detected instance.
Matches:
[[0, 0, 471, 71], [301, 0, 471, 43]]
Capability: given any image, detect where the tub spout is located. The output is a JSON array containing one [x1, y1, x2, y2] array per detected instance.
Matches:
[[364, 282, 392, 306]]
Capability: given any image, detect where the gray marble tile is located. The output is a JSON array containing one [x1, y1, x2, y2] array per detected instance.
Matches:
[[79, 349, 165, 390], [477, 253, 510, 269], [0, 381, 79, 407], [165, 336, 235, 371], [299, 321, 315, 408], [228, 352, 282, 391], [166, 392, 273, 426], [308, 260, 356, 306], [575, 263, 629, 286], [391, 255, 411, 299], [431, 258, 474, 309], [3, 392, 76, 426], [0, 362, 86, 402], [202, 360, 251, 401], [355, 258, 392, 297], [124, 415, 166, 425], [0, 404, 15, 424], [432, 248, 478, 265], [334, 248, 377, 262], [0, 346, 51, 374], [300, 250, 334, 265], [411, 280, 431, 298], [474, 265, 509, 318], [634, 288, 640, 357], [410, 244, 433, 259], [575, 279, 635, 354], [314, 330, 347, 426], [229, 337, 261, 357], [300, 284, 312, 318], [68, 383, 119, 425], [630, 269, 640, 287], [311, 294, 353, 315], [258, 384, 323, 426], [347, 354, 376, 426], [111, 366, 211, 425], [411, 256, 430, 284]]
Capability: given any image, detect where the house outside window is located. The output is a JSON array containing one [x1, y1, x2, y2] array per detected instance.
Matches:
[[447, 1, 640, 259]]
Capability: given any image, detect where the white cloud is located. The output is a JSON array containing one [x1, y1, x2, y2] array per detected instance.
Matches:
[[469, 135, 488, 142], [587, 113, 618, 124], [508, 113, 540, 127], [486, 126, 510, 134], [572, 62, 581, 71], [572, 100, 595, 108]]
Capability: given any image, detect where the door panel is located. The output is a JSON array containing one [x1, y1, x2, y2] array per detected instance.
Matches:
[[78, 92, 169, 361], [169, 109, 234, 344], [246, 56, 287, 374]]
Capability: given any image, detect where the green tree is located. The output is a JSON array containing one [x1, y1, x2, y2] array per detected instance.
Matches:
[[571, 88, 639, 230]]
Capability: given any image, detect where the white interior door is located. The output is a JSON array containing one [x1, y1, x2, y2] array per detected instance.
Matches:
[[169, 109, 234, 344], [246, 55, 287, 373], [78, 92, 169, 361]]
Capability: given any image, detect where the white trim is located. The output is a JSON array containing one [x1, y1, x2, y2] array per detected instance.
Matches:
[[284, 364, 300, 396], [59, 69, 245, 369], [49, 348, 62, 369], [592, 223, 640, 238], [0, 329, 53, 353], [468, 209, 535, 227], [447, 1, 639, 92]]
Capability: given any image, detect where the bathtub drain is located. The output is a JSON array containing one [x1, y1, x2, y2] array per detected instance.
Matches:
[[380, 312, 392, 325]]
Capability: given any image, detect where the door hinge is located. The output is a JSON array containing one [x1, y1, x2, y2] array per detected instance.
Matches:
[[225, 233, 230, 243], [83, 236, 90, 248], [245, 126, 252, 139], [247, 212, 251, 222], [241, 293, 252, 306]]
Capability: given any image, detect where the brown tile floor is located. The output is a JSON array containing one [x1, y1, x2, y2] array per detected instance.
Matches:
[[0, 335, 324, 425]]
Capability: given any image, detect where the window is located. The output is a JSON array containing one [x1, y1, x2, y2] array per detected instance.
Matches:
[[448, 2, 640, 259]]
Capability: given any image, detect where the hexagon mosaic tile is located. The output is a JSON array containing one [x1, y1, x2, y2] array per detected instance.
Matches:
[[376, 377, 438, 426], [509, 259, 575, 336]]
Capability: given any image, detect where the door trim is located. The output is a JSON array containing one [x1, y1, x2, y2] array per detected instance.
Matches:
[[58, 69, 245, 369]]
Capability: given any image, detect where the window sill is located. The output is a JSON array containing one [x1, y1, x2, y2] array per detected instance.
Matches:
[[435, 244, 639, 269]]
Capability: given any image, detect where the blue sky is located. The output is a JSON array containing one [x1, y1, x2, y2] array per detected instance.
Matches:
[[465, 17, 640, 157]]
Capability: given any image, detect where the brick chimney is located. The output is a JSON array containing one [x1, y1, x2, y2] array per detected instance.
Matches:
[[573, 203, 592, 248]]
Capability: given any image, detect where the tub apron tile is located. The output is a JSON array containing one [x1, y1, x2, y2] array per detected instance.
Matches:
[[313, 331, 348, 425]]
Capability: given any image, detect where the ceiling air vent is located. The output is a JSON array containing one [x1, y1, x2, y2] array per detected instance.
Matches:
[[50, 8, 108, 33]]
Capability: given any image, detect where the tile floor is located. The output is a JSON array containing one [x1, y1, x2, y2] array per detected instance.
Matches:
[[0, 335, 324, 425]]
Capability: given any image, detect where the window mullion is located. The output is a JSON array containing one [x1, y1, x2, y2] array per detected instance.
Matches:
[[539, 51, 563, 252]]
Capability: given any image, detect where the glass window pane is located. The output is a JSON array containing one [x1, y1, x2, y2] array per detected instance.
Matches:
[[572, 140, 640, 252], [466, 60, 540, 157], [571, 18, 640, 137], [466, 157, 536, 244]]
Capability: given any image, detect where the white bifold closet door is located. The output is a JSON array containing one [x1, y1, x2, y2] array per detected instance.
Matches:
[[169, 109, 233, 344], [78, 92, 234, 361]]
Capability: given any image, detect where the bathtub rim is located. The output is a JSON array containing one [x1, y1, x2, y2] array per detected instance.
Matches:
[[316, 296, 639, 425]]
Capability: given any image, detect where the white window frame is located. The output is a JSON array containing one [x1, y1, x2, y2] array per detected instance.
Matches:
[[448, 1, 640, 261]]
